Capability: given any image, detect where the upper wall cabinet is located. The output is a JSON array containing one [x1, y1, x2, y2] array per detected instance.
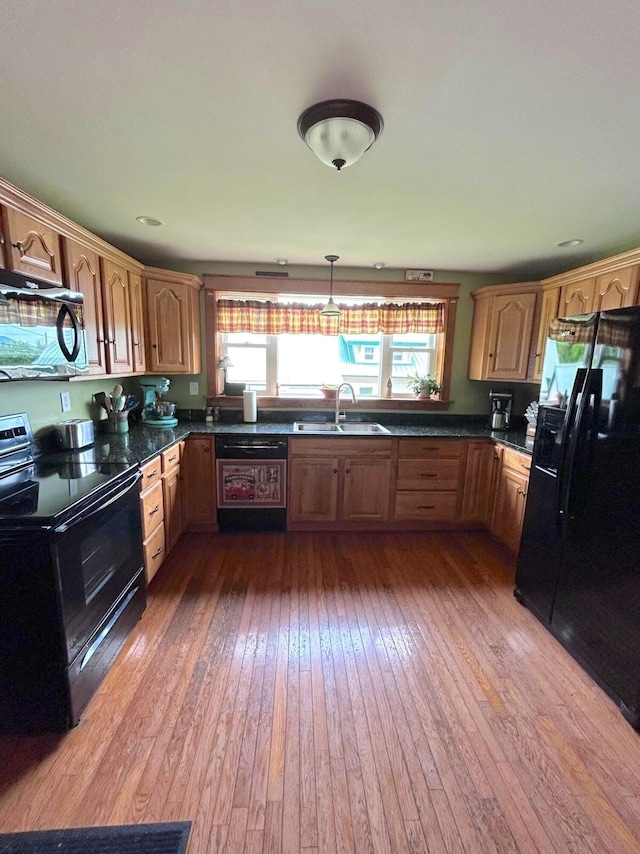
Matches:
[[593, 267, 639, 312], [101, 258, 135, 375], [0, 207, 63, 284], [468, 282, 540, 382], [144, 268, 202, 374], [128, 271, 147, 373], [532, 286, 560, 383], [62, 238, 107, 375]]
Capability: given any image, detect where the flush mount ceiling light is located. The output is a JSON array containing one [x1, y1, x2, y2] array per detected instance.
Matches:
[[320, 254, 341, 317], [298, 99, 383, 171], [556, 239, 584, 247], [274, 258, 289, 265], [136, 216, 163, 227], [373, 261, 387, 269]]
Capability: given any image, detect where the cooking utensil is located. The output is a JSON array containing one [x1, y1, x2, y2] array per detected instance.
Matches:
[[104, 394, 113, 413], [93, 391, 107, 411]]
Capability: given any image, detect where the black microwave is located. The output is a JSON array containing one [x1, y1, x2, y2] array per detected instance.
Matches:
[[0, 267, 88, 380]]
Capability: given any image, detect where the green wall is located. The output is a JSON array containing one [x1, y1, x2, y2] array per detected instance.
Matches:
[[1, 261, 541, 430]]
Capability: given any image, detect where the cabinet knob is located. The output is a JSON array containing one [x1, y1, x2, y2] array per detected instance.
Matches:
[[345, 468, 351, 474], [203, 446, 210, 453], [333, 469, 338, 474], [152, 344, 158, 349], [11, 241, 24, 251]]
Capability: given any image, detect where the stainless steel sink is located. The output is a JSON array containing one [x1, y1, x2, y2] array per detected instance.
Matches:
[[338, 423, 391, 434], [293, 421, 390, 434], [293, 422, 341, 432]]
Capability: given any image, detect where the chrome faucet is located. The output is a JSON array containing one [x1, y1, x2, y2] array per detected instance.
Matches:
[[335, 382, 358, 424]]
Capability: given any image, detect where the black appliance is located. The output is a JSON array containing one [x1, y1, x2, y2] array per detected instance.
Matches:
[[215, 435, 287, 531], [0, 267, 88, 380], [0, 413, 145, 732], [515, 306, 640, 726]]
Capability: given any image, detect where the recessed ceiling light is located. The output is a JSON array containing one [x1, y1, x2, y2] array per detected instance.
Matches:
[[136, 216, 163, 227], [373, 262, 387, 269], [556, 239, 583, 247], [274, 258, 289, 265]]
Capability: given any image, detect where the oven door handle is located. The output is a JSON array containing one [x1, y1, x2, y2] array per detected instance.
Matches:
[[53, 470, 142, 533]]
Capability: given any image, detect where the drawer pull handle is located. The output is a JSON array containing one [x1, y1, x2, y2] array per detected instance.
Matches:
[[422, 446, 438, 451], [151, 547, 163, 559], [418, 504, 436, 510], [420, 473, 437, 478], [517, 489, 528, 497], [147, 469, 158, 478], [150, 505, 160, 515], [168, 455, 177, 462], [521, 463, 531, 471]]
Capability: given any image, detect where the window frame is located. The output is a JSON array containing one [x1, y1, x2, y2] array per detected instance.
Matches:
[[204, 274, 459, 410]]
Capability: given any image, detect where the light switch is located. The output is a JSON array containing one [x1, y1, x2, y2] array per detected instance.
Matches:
[[189, 382, 199, 395], [60, 391, 71, 412]]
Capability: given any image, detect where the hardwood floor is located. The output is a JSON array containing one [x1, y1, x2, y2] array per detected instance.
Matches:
[[1, 531, 640, 852]]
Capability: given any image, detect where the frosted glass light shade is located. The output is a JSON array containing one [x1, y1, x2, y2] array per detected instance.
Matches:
[[298, 100, 383, 171], [320, 297, 341, 317]]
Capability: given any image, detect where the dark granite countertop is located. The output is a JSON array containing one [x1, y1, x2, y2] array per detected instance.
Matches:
[[89, 418, 532, 466]]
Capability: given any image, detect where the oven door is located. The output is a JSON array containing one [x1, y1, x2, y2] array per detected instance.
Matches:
[[52, 469, 144, 665]]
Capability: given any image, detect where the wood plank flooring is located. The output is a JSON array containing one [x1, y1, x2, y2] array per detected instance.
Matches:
[[1, 531, 640, 852]]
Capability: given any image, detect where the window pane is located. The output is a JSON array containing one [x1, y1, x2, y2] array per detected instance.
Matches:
[[278, 334, 342, 396], [226, 346, 266, 389]]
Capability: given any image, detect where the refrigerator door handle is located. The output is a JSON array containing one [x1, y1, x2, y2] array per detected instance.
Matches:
[[556, 368, 588, 522]]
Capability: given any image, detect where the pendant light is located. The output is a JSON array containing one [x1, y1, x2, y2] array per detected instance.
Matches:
[[298, 100, 383, 171], [320, 255, 341, 317]]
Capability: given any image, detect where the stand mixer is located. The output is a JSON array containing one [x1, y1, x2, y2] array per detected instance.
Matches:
[[140, 377, 178, 428]]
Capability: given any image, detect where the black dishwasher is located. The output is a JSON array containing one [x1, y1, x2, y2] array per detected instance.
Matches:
[[215, 435, 288, 531]]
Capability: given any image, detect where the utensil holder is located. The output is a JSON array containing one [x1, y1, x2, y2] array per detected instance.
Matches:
[[107, 412, 129, 434]]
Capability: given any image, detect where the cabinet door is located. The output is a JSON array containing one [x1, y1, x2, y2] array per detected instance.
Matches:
[[63, 238, 107, 375], [492, 467, 529, 553], [487, 292, 537, 380], [460, 441, 493, 523], [533, 287, 560, 383], [593, 267, 639, 312], [101, 258, 133, 374], [128, 271, 147, 373], [288, 457, 339, 523], [146, 279, 197, 373], [1, 208, 63, 284], [163, 466, 185, 552], [343, 457, 391, 522], [183, 437, 217, 530], [559, 277, 596, 316]]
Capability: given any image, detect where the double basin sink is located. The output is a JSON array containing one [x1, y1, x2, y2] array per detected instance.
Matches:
[[293, 422, 390, 434]]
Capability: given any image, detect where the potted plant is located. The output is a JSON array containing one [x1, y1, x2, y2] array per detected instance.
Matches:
[[406, 374, 441, 399]]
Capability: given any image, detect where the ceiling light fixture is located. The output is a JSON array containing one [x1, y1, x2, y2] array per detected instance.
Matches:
[[556, 239, 583, 247], [320, 255, 341, 317], [298, 99, 383, 171], [136, 216, 163, 227], [373, 262, 387, 269], [274, 258, 289, 265]]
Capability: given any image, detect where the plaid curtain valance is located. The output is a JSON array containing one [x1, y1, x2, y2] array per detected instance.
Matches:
[[216, 300, 445, 336]]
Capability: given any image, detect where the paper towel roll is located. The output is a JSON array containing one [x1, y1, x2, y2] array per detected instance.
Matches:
[[243, 390, 257, 422]]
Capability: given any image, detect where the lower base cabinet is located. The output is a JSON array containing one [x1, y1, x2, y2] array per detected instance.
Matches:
[[139, 440, 185, 584], [183, 436, 217, 531], [490, 444, 531, 552]]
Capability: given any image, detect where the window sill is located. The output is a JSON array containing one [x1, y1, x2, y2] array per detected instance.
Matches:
[[209, 395, 451, 412]]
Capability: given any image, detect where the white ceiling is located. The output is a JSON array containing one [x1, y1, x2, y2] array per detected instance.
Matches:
[[1, 0, 640, 280]]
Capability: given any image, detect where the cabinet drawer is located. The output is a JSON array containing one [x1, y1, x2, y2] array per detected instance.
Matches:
[[502, 446, 532, 475], [397, 438, 464, 459], [161, 443, 181, 473], [143, 524, 166, 583], [394, 491, 458, 521], [289, 437, 393, 457], [140, 457, 162, 490], [140, 480, 164, 539], [397, 459, 460, 491]]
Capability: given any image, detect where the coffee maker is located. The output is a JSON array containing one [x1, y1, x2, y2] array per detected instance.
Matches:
[[489, 390, 513, 431]]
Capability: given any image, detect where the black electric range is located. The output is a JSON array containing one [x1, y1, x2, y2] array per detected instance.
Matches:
[[0, 413, 146, 732]]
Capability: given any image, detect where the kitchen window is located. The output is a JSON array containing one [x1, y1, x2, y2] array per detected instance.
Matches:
[[213, 291, 449, 400]]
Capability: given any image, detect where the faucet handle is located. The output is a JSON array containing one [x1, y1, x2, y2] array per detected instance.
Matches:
[[337, 410, 346, 422]]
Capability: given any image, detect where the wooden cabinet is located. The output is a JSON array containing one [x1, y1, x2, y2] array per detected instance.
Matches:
[[100, 258, 134, 374], [0, 207, 63, 284], [490, 445, 531, 553], [140, 459, 166, 584], [288, 438, 392, 528], [460, 440, 493, 524], [468, 282, 540, 382], [128, 270, 147, 373], [593, 267, 639, 311], [144, 268, 202, 374], [533, 286, 560, 383], [559, 277, 596, 316], [393, 438, 463, 523], [183, 436, 217, 531], [62, 238, 106, 375], [161, 440, 185, 551]]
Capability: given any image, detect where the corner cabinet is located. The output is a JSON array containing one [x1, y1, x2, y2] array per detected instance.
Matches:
[[143, 267, 202, 374], [468, 282, 540, 382]]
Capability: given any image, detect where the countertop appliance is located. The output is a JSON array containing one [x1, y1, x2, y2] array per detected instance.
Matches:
[[140, 376, 178, 427], [0, 412, 145, 732], [489, 390, 513, 430], [515, 306, 640, 727], [55, 418, 95, 450], [215, 434, 288, 531], [0, 267, 88, 380]]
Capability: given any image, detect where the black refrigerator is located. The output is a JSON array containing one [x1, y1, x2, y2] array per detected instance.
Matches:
[[515, 305, 640, 727]]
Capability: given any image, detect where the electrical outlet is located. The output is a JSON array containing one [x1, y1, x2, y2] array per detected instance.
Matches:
[[189, 381, 199, 395], [60, 391, 71, 413]]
